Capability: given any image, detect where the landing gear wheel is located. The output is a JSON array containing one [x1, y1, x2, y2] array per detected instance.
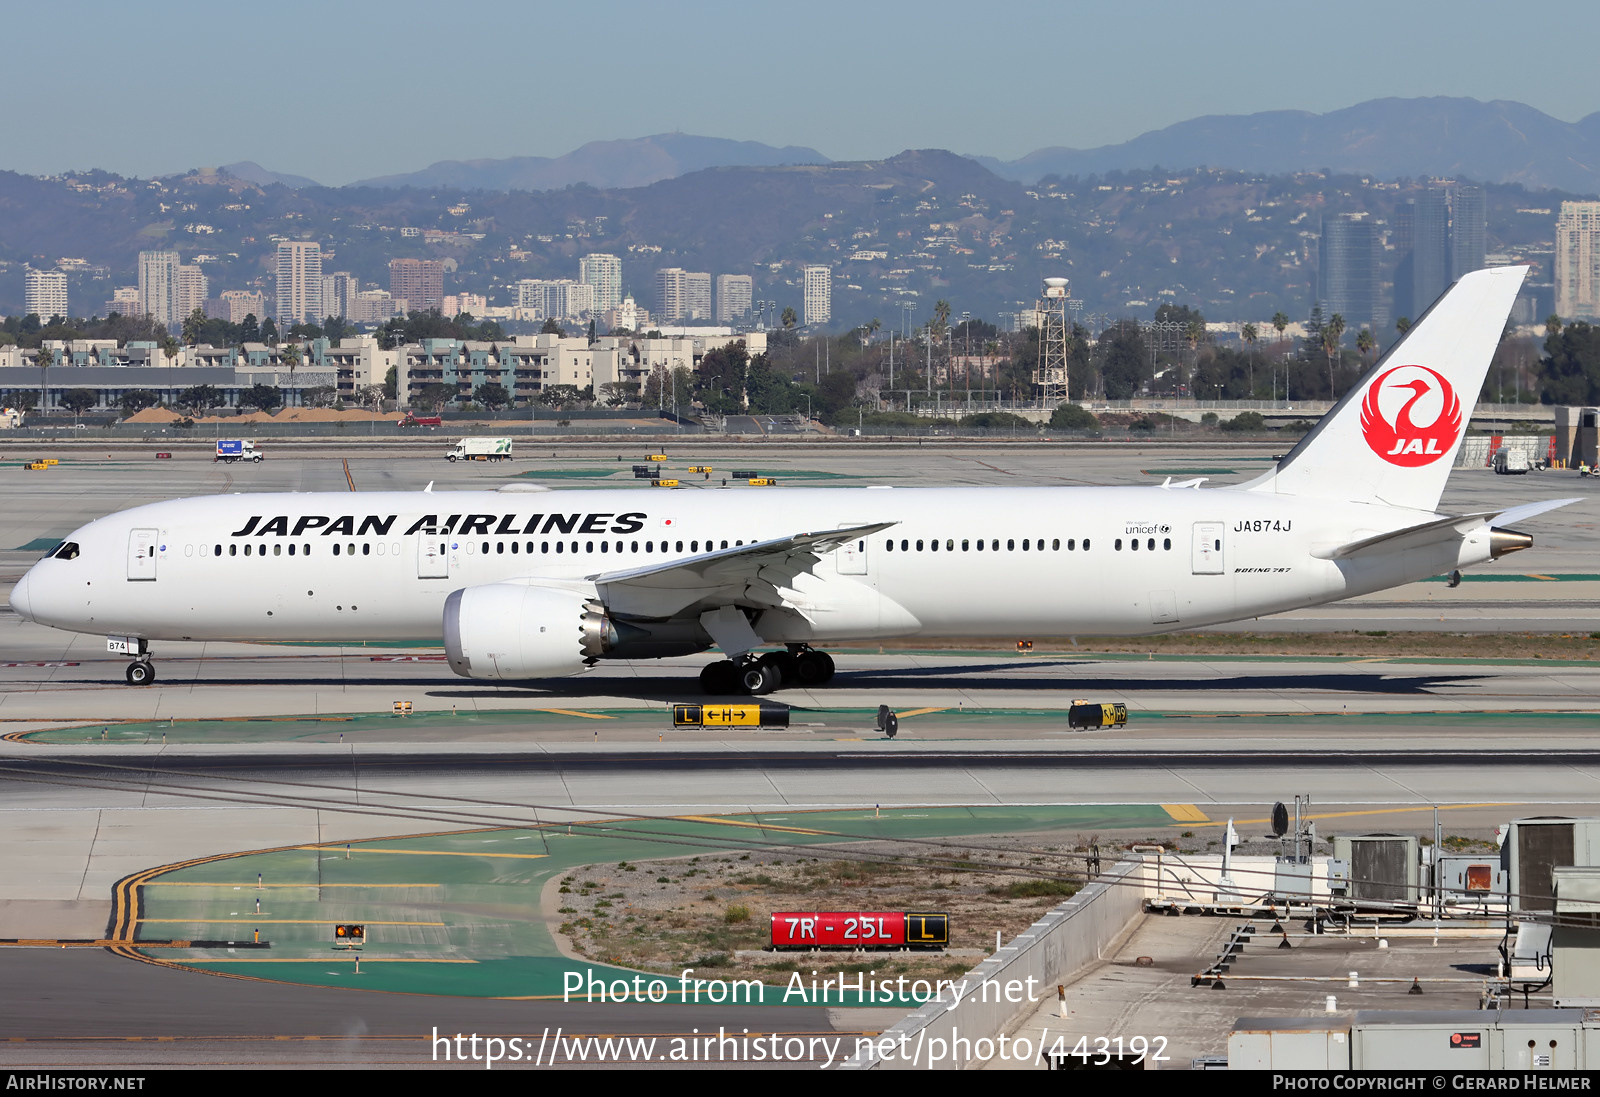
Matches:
[[699, 660, 740, 695], [125, 661, 155, 686], [761, 651, 799, 686], [739, 661, 780, 696], [794, 650, 834, 686]]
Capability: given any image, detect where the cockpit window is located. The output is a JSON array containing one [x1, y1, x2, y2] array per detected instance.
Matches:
[[51, 541, 81, 560]]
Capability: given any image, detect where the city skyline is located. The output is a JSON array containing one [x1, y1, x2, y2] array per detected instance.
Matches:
[[5, 2, 1600, 186]]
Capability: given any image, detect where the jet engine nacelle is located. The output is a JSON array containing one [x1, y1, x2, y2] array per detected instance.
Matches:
[[443, 583, 614, 680]]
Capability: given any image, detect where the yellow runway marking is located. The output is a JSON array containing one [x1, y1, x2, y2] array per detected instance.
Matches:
[[0, 939, 189, 948], [1528, 574, 1557, 581], [167, 957, 478, 964], [137, 919, 446, 926], [145, 882, 441, 888], [1191, 802, 1520, 828], [1161, 804, 1210, 823], [538, 708, 615, 720], [291, 846, 546, 859], [895, 707, 948, 719], [676, 815, 840, 836]]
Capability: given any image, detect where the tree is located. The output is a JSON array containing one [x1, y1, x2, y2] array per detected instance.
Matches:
[[416, 382, 458, 413], [383, 365, 398, 401], [302, 385, 337, 408], [1322, 313, 1345, 397], [1098, 321, 1149, 400], [541, 318, 564, 336], [239, 384, 282, 413], [1356, 328, 1376, 365], [780, 307, 797, 330], [1048, 402, 1099, 430], [119, 389, 160, 416], [643, 365, 694, 410], [35, 345, 53, 411], [1241, 323, 1259, 395], [176, 385, 224, 413], [260, 316, 278, 345], [1395, 316, 1412, 337], [1537, 321, 1600, 405], [181, 308, 207, 346], [60, 388, 98, 417], [697, 343, 751, 414], [280, 341, 301, 406], [239, 313, 261, 344], [473, 382, 511, 411]]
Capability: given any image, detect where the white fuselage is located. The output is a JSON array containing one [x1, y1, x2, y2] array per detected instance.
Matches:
[[11, 484, 1493, 650]]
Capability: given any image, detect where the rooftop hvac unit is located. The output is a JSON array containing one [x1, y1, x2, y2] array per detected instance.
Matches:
[[1506, 818, 1600, 914], [1332, 835, 1420, 905]]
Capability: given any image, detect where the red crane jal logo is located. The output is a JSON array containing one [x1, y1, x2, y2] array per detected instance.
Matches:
[[1359, 365, 1462, 467]]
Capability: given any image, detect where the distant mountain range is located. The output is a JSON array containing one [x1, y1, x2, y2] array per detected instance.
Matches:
[[197, 98, 1600, 197], [347, 133, 830, 192], [216, 161, 323, 190], [984, 97, 1600, 193]]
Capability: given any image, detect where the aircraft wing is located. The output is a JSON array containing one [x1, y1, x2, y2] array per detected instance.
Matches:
[[588, 521, 896, 618], [1312, 498, 1581, 561]]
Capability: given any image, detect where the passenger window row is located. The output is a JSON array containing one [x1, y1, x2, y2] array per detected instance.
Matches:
[[191, 538, 750, 559], [884, 537, 1085, 552]]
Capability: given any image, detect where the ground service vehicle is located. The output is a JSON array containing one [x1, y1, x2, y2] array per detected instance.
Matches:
[[215, 440, 262, 463], [400, 414, 443, 428], [447, 438, 512, 462], [1493, 448, 1531, 474], [9, 268, 1581, 694]]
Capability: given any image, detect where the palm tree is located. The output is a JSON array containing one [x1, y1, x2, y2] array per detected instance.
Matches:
[[281, 341, 302, 407], [36, 345, 53, 415], [1356, 328, 1375, 365], [1322, 313, 1345, 398], [1271, 311, 1289, 401], [1396, 316, 1412, 337], [1545, 314, 1563, 340], [1241, 323, 1258, 396]]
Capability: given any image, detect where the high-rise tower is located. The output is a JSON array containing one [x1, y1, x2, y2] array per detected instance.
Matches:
[[275, 241, 323, 326]]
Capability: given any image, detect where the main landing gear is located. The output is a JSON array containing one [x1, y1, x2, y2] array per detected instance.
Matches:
[[125, 660, 156, 686], [698, 646, 835, 696]]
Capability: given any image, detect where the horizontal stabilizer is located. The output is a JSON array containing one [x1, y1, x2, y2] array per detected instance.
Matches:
[[1488, 497, 1583, 527], [1312, 498, 1580, 561]]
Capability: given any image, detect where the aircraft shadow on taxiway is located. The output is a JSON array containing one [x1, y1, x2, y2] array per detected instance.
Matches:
[[420, 662, 1494, 702]]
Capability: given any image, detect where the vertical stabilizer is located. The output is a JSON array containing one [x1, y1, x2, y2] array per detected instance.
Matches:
[[1248, 265, 1527, 512]]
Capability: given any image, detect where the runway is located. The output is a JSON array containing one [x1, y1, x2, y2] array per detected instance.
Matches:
[[0, 441, 1595, 1066]]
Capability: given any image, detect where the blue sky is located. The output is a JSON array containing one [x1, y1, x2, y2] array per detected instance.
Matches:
[[10, 0, 1598, 185]]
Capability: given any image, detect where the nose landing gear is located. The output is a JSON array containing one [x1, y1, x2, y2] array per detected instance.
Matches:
[[125, 660, 155, 686]]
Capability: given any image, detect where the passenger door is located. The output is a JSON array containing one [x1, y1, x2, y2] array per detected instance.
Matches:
[[834, 523, 868, 575], [417, 537, 449, 579], [127, 528, 159, 581], [1191, 522, 1225, 575]]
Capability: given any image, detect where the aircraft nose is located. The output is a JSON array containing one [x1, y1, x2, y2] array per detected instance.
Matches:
[[9, 569, 33, 621]]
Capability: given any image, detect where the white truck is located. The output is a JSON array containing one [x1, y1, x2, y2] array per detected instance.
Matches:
[[215, 439, 263, 463], [1492, 447, 1531, 474], [447, 437, 513, 462]]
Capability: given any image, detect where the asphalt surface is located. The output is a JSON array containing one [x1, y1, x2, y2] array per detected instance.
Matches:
[[0, 440, 1595, 1068]]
